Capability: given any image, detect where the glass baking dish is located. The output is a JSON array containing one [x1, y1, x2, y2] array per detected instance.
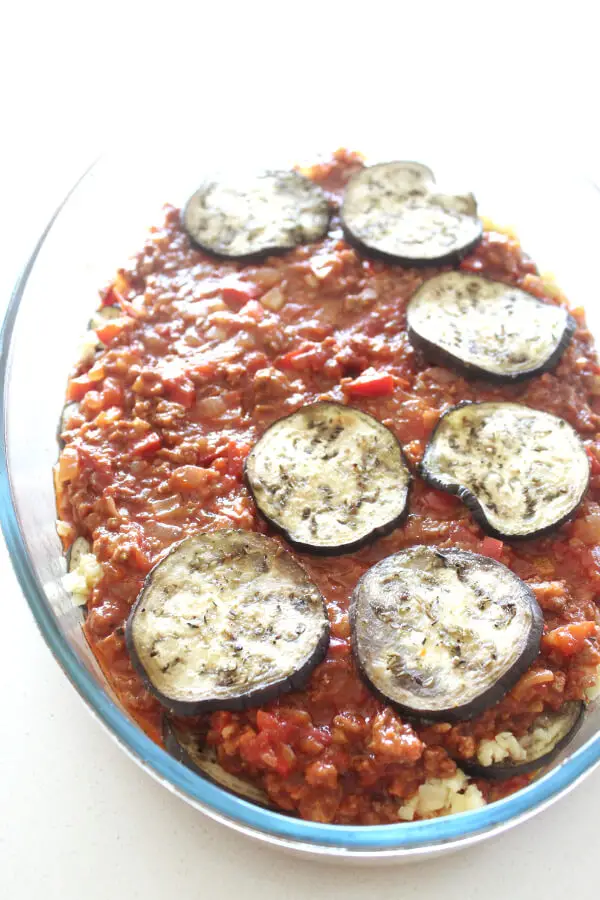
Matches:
[[2, 142, 600, 861]]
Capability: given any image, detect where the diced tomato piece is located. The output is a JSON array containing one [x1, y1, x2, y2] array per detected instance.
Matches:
[[244, 730, 295, 774], [102, 377, 124, 407], [239, 299, 265, 321], [277, 342, 327, 371], [81, 390, 104, 414], [220, 276, 260, 310], [256, 710, 279, 733], [278, 347, 307, 368], [165, 376, 196, 409], [66, 374, 96, 401], [127, 543, 152, 572], [130, 433, 162, 457], [254, 711, 300, 748], [57, 446, 80, 482], [120, 297, 145, 318], [424, 490, 459, 514], [402, 439, 424, 467], [542, 621, 597, 656], [104, 287, 143, 319], [100, 286, 125, 308], [211, 711, 233, 732], [586, 447, 600, 475], [273, 743, 296, 776], [86, 361, 106, 382], [459, 256, 483, 273], [95, 317, 130, 345], [242, 730, 271, 764], [345, 372, 395, 398], [94, 406, 122, 427], [479, 537, 505, 561], [169, 465, 218, 494], [227, 440, 250, 478], [76, 444, 114, 481], [189, 357, 218, 379]]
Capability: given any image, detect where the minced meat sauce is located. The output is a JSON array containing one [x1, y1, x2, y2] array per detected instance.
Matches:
[[56, 150, 600, 824]]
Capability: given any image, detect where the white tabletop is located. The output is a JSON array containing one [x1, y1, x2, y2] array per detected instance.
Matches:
[[1, 5, 599, 896]]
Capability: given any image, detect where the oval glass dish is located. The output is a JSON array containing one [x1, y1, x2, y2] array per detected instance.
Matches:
[[2, 143, 600, 861]]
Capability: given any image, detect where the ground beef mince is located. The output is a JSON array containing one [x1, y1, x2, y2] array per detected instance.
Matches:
[[55, 150, 600, 825]]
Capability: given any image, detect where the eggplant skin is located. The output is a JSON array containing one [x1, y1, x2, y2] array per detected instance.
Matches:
[[244, 402, 412, 556], [163, 717, 276, 808], [350, 546, 544, 722], [407, 273, 577, 383], [460, 701, 585, 779], [182, 170, 331, 262], [125, 529, 330, 716], [56, 401, 80, 449], [343, 224, 482, 269], [244, 466, 411, 558], [408, 316, 576, 383], [420, 401, 590, 541], [340, 161, 483, 267]]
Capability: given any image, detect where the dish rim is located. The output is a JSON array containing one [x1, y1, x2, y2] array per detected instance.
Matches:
[[2, 157, 600, 857]]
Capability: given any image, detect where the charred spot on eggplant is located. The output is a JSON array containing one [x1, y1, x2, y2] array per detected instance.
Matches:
[[182, 170, 330, 260], [421, 402, 589, 540], [244, 402, 411, 555], [350, 545, 543, 721], [126, 530, 329, 715], [163, 717, 275, 807], [462, 701, 584, 779], [341, 161, 482, 266], [407, 272, 576, 381]]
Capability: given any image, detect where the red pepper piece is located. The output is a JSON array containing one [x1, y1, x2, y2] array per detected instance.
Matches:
[[479, 537, 505, 561], [345, 372, 394, 398], [542, 621, 596, 656]]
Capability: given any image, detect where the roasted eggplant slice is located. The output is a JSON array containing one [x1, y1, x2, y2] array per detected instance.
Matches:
[[350, 545, 543, 721], [60, 401, 80, 431], [182, 170, 330, 260], [89, 305, 121, 331], [407, 272, 576, 381], [57, 401, 81, 447], [126, 530, 329, 715], [244, 402, 411, 555], [67, 535, 92, 571], [421, 402, 589, 540], [462, 701, 584, 779], [341, 162, 482, 266], [163, 717, 274, 807]]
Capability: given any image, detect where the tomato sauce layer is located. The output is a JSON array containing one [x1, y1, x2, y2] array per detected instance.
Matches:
[[56, 150, 600, 824]]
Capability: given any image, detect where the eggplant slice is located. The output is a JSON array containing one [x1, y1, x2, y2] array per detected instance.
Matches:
[[89, 304, 121, 331], [126, 530, 329, 715], [407, 272, 576, 381], [341, 161, 482, 266], [163, 717, 274, 807], [57, 401, 81, 447], [182, 170, 330, 259], [244, 402, 411, 555], [462, 701, 584, 779], [350, 545, 543, 721], [67, 535, 92, 571], [421, 402, 589, 540]]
